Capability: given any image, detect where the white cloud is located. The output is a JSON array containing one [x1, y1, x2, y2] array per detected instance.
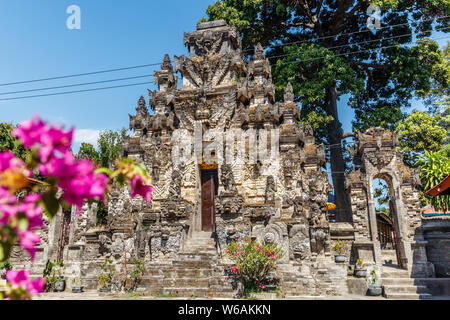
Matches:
[[74, 129, 101, 147]]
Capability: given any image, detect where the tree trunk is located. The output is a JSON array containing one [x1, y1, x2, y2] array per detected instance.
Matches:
[[325, 84, 352, 222]]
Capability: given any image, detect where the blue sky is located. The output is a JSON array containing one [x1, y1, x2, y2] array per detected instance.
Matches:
[[0, 1, 447, 154]]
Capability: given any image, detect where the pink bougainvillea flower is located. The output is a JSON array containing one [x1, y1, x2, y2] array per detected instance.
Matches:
[[39, 151, 109, 214], [18, 194, 44, 230], [38, 127, 73, 162], [0, 187, 18, 225], [18, 230, 40, 261], [6, 270, 30, 288], [129, 174, 153, 203], [12, 115, 48, 149], [259, 285, 266, 290], [0, 151, 25, 172], [6, 269, 45, 297], [13, 115, 73, 163], [27, 278, 46, 295]]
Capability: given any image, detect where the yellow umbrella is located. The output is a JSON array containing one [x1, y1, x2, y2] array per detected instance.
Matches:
[[327, 202, 336, 211]]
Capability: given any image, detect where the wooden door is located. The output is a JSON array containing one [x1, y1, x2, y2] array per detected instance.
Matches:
[[201, 170, 217, 232]]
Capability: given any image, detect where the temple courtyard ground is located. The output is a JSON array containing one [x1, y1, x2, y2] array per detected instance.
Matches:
[[33, 291, 450, 300]]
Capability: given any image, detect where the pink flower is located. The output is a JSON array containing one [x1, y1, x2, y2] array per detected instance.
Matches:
[[129, 175, 153, 203], [226, 249, 230, 253], [13, 115, 73, 163], [39, 151, 109, 213], [18, 230, 40, 261], [5, 269, 45, 297], [259, 285, 266, 290], [121, 270, 125, 274], [0, 188, 18, 224], [18, 194, 44, 230], [27, 278, 46, 295], [0, 151, 25, 172], [6, 270, 30, 287], [12, 115, 48, 149], [231, 266, 239, 274], [235, 251, 240, 256], [235, 238, 239, 242]]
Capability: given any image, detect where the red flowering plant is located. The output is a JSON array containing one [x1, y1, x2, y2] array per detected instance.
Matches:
[[226, 237, 283, 293], [0, 115, 153, 299], [111, 258, 146, 292]]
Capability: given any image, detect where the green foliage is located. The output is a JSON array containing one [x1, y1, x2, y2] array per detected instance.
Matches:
[[356, 259, 366, 269], [98, 258, 114, 289], [332, 239, 346, 255], [0, 260, 12, 271], [374, 179, 390, 211], [416, 149, 450, 212], [367, 266, 381, 285], [226, 237, 283, 292], [96, 201, 108, 226], [98, 129, 127, 168], [398, 111, 448, 165], [0, 123, 30, 162], [43, 259, 65, 292], [77, 142, 100, 163]]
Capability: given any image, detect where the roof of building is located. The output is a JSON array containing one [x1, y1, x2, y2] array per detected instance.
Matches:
[[425, 174, 450, 196]]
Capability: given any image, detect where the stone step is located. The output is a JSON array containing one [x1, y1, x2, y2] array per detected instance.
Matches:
[[381, 278, 417, 286], [382, 269, 410, 278], [172, 260, 216, 269], [383, 285, 429, 294], [159, 287, 210, 298], [164, 269, 215, 278], [178, 252, 218, 261], [384, 293, 432, 300]]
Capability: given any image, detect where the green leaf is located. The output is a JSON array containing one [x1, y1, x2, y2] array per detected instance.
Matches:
[[41, 188, 60, 219]]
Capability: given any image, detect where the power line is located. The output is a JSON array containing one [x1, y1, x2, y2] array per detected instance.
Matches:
[[267, 25, 450, 61], [0, 63, 161, 87], [0, 81, 154, 101], [272, 35, 450, 67], [2, 16, 448, 89], [3, 29, 447, 99], [0, 74, 154, 96], [244, 15, 449, 53]]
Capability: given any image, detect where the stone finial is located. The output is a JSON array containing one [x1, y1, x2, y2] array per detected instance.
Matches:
[[284, 83, 294, 102], [136, 96, 148, 116], [254, 43, 265, 60], [161, 54, 173, 71]]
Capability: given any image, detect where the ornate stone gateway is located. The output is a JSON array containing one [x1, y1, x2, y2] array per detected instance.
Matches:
[[346, 128, 435, 277]]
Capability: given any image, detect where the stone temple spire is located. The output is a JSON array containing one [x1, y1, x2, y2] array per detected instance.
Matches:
[[284, 83, 294, 102], [254, 43, 265, 60]]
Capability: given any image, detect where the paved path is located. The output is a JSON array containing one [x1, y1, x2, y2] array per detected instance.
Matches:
[[33, 291, 389, 300]]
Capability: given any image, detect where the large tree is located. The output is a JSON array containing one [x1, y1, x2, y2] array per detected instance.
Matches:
[[201, 0, 449, 221]]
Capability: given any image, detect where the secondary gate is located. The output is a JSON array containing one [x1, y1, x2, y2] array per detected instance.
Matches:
[[200, 169, 218, 232]]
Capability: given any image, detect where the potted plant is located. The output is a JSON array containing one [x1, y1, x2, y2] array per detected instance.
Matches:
[[332, 239, 346, 263], [366, 267, 382, 296], [354, 259, 367, 278], [53, 259, 66, 292], [98, 258, 113, 292], [71, 277, 83, 293]]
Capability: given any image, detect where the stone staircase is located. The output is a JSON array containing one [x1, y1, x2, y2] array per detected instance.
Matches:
[[381, 265, 432, 300], [278, 258, 348, 297], [140, 232, 237, 298]]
